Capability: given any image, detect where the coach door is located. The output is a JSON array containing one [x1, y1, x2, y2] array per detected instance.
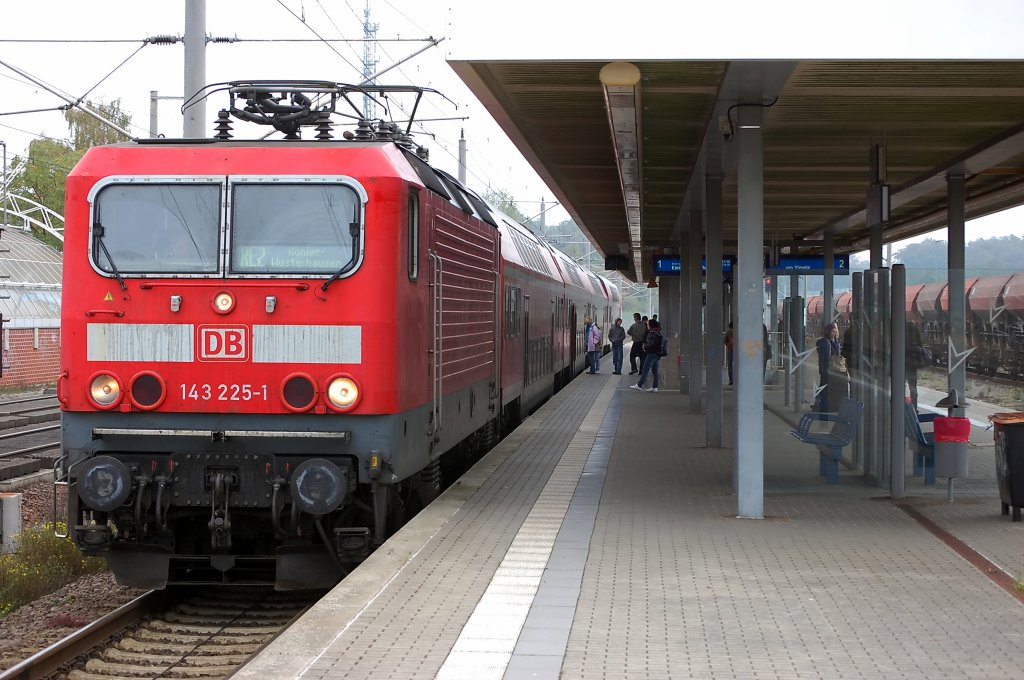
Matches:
[[523, 294, 531, 384], [569, 303, 578, 366]]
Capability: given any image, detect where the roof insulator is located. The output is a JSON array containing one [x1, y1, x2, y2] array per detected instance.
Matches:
[[374, 121, 394, 141], [353, 119, 374, 141], [314, 111, 333, 141], [213, 110, 233, 140]]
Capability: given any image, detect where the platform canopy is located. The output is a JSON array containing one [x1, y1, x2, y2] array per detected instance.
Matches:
[[446, 4, 1024, 282]]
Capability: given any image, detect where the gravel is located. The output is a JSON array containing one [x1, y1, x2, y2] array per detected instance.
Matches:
[[0, 479, 145, 672]]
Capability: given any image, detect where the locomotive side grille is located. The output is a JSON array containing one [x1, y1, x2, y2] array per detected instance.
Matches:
[[433, 214, 498, 380]]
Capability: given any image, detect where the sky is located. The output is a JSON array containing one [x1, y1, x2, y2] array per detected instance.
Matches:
[[0, 0, 568, 222], [2, 0, 1023, 250]]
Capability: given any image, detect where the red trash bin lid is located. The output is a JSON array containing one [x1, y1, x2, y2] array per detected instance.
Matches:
[[934, 416, 971, 442]]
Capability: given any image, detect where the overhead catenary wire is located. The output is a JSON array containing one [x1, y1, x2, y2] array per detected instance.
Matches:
[[2, 6, 545, 210]]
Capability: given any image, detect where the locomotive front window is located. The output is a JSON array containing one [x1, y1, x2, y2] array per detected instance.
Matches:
[[231, 183, 361, 275], [92, 184, 220, 274]]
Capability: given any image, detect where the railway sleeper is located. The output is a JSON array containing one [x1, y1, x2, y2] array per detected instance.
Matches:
[[118, 638, 263, 656]]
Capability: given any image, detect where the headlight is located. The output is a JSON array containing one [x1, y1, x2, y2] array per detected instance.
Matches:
[[212, 290, 235, 314], [326, 375, 360, 411], [78, 456, 132, 511], [88, 373, 122, 409]]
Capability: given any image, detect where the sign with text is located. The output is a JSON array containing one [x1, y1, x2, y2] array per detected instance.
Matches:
[[770, 254, 851, 274]]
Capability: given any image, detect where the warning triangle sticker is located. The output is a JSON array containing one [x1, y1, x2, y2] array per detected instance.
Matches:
[[103, 292, 114, 301]]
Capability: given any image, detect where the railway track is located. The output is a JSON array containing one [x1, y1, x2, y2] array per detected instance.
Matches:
[[0, 587, 322, 680], [0, 396, 61, 483]]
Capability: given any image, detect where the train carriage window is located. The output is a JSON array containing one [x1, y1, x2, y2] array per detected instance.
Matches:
[[408, 190, 420, 281], [230, 181, 362, 275], [91, 182, 220, 274]]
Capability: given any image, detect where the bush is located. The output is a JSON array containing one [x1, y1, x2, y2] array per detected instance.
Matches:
[[0, 522, 106, 617]]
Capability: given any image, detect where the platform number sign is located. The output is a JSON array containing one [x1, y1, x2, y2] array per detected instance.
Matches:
[[198, 325, 249, 361]]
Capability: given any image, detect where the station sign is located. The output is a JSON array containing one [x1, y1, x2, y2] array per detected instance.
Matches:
[[769, 254, 850, 274], [651, 256, 736, 276]]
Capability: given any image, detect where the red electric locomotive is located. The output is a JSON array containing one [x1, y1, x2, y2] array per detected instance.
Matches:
[[57, 81, 617, 589]]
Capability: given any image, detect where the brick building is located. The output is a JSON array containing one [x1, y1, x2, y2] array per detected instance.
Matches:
[[0, 228, 62, 391]]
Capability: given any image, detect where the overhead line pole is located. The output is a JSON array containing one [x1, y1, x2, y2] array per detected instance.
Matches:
[[183, 0, 207, 138]]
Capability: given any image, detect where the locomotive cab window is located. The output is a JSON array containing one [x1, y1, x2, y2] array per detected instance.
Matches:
[[230, 179, 364, 276], [89, 180, 221, 275]]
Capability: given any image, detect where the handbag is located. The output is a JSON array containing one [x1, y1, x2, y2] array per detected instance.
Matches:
[[830, 355, 847, 372], [908, 345, 932, 370]]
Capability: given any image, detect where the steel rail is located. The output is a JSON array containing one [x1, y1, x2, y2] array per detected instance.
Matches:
[[0, 424, 60, 441], [0, 395, 56, 408], [0, 442, 60, 461], [0, 590, 164, 680]]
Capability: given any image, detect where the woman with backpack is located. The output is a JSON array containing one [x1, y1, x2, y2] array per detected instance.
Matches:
[[630, 319, 665, 392]]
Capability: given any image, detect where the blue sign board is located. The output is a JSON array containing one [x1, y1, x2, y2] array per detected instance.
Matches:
[[651, 256, 735, 276], [652, 256, 681, 275], [770, 254, 850, 274]]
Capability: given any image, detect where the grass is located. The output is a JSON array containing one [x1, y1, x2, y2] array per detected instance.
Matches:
[[0, 522, 106, 618]]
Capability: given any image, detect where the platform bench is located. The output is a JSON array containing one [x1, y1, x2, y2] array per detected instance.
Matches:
[[904, 399, 938, 485], [791, 397, 864, 484]]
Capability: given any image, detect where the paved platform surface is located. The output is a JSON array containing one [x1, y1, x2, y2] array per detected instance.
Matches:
[[237, 367, 1024, 680]]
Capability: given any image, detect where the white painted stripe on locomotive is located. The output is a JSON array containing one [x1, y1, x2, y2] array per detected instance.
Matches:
[[87, 323, 194, 362], [252, 325, 361, 364], [86, 323, 361, 364]]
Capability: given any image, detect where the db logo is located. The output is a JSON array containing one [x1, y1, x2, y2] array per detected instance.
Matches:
[[198, 325, 248, 361]]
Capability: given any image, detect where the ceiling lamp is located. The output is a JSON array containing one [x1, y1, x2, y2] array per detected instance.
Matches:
[[599, 61, 644, 281]]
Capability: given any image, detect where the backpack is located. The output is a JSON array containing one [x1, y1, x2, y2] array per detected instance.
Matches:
[[659, 334, 669, 357]]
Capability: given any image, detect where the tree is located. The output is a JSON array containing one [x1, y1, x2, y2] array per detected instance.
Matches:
[[9, 100, 131, 246], [64, 101, 132, 151], [482, 187, 529, 224]]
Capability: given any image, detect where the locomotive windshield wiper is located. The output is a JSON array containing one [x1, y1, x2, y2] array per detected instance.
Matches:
[[93, 221, 128, 295], [321, 206, 362, 293]]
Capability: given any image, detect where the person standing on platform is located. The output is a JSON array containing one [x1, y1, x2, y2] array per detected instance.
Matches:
[[815, 322, 842, 411], [630, 319, 665, 392], [906, 320, 927, 412], [639, 316, 650, 369], [763, 322, 773, 379], [609, 318, 626, 375], [586, 316, 603, 374], [627, 313, 645, 374], [724, 322, 735, 385], [583, 315, 593, 373]]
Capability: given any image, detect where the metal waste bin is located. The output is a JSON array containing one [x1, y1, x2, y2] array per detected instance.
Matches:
[[934, 416, 970, 478], [989, 412, 1024, 522]]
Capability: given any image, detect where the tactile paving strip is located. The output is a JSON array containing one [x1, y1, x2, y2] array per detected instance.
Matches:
[[436, 380, 618, 680]]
